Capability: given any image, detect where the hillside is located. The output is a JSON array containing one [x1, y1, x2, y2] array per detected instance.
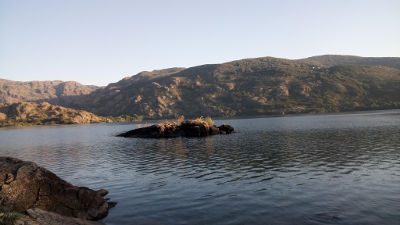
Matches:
[[301, 55, 400, 69], [0, 102, 109, 127], [68, 56, 400, 118], [1, 55, 399, 119], [0, 79, 98, 104]]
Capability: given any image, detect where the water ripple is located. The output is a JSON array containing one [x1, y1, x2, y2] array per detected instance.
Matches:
[[0, 110, 400, 225]]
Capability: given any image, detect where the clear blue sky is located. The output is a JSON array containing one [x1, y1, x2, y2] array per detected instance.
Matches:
[[1, 0, 399, 86]]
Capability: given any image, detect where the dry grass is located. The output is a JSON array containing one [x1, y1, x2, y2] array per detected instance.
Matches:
[[192, 116, 214, 127], [176, 115, 185, 125], [203, 116, 214, 126]]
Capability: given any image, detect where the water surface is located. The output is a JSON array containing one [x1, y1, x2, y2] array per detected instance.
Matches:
[[1, 110, 399, 225]]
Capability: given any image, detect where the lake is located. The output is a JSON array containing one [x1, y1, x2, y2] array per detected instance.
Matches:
[[1, 110, 399, 225]]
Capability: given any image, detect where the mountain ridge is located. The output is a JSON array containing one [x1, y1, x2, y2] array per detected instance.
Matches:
[[0, 79, 98, 105], [1, 55, 399, 118]]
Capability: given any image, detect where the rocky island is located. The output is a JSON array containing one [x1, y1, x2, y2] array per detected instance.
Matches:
[[0, 157, 115, 225], [118, 116, 234, 138]]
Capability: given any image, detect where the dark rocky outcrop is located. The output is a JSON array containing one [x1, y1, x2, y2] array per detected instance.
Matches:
[[0, 157, 115, 224], [117, 120, 234, 138], [218, 124, 234, 134]]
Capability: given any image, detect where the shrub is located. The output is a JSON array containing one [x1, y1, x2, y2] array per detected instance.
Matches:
[[192, 116, 214, 127], [176, 115, 185, 125], [203, 116, 214, 126], [0, 206, 22, 225]]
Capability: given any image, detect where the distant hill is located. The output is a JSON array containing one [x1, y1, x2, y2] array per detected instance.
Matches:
[[1, 55, 399, 118], [0, 79, 98, 104], [0, 102, 109, 127]]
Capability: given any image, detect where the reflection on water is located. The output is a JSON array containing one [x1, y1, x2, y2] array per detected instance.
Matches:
[[0, 110, 400, 225]]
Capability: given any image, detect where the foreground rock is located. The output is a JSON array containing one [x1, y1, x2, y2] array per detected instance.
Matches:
[[118, 120, 234, 138], [16, 208, 106, 225], [0, 157, 115, 224]]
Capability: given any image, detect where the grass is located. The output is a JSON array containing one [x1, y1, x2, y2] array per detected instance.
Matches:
[[0, 207, 22, 225], [176, 115, 185, 125], [175, 115, 215, 127], [192, 116, 215, 127]]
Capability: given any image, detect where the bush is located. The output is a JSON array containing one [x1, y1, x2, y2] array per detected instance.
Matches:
[[203, 116, 214, 126], [0, 207, 22, 225], [176, 115, 185, 125], [192, 116, 214, 127]]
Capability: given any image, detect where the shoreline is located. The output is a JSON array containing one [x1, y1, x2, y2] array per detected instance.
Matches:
[[1, 108, 399, 129]]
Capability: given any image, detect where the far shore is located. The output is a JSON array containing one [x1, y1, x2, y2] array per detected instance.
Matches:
[[1, 108, 399, 129]]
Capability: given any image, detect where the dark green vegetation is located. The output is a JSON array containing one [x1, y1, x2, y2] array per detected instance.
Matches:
[[1, 55, 399, 119], [0, 206, 22, 225]]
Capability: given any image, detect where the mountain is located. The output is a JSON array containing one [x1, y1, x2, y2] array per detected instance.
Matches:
[[68, 55, 400, 118], [0, 79, 98, 104], [1, 55, 399, 119], [301, 55, 400, 69], [0, 102, 109, 127]]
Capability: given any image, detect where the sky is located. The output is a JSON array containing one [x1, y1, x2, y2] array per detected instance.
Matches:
[[0, 0, 399, 86]]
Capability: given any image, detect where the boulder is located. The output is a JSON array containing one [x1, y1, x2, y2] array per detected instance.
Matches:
[[0, 157, 115, 221], [209, 126, 220, 135], [218, 124, 234, 134], [0, 112, 7, 121], [117, 122, 182, 138], [15, 208, 106, 225]]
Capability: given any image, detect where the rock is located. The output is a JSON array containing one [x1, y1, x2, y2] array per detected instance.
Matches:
[[0, 157, 115, 221], [218, 124, 234, 134], [183, 125, 201, 137], [15, 208, 105, 225], [15, 215, 42, 225], [209, 126, 220, 135], [0, 112, 7, 121], [118, 120, 234, 138], [27, 208, 106, 225]]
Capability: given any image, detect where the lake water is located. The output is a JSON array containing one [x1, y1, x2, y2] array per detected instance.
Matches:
[[1, 110, 400, 225]]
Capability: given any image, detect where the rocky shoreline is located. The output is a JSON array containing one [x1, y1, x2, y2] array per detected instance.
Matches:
[[118, 118, 234, 138], [0, 157, 115, 225]]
